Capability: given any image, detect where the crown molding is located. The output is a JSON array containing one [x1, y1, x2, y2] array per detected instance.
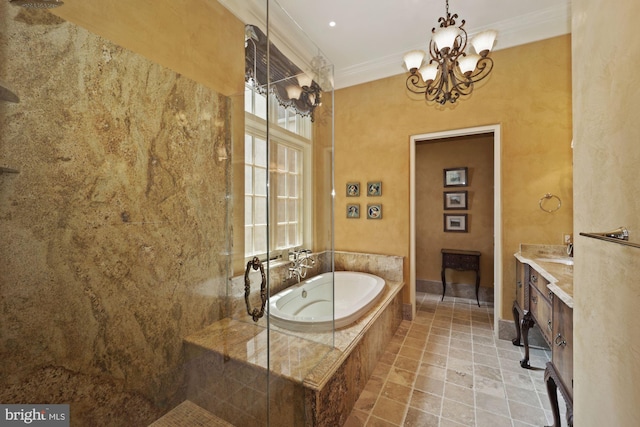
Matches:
[[335, 3, 571, 89], [218, 0, 571, 90]]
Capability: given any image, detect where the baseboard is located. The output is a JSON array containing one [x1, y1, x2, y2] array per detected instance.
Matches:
[[416, 279, 494, 303]]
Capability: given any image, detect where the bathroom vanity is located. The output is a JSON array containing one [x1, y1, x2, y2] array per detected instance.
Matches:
[[513, 245, 573, 427]]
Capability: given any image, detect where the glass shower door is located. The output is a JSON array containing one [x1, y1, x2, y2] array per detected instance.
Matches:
[[263, 2, 336, 425], [217, 0, 336, 425]]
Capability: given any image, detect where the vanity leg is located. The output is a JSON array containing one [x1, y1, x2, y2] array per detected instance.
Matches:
[[441, 268, 446, 301], [566, 403, 573, 427], [512, 301, 522, 346], [544, 363, 561, 427], [475, 270, 480, 306], [520, 312, 534, 368]]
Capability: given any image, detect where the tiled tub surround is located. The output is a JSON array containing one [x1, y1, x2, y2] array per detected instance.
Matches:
[[182, 252, 405, 426], [1, 6, 231, 426]]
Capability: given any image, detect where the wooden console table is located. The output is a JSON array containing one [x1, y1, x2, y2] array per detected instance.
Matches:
[[441, 248, 481, 306]]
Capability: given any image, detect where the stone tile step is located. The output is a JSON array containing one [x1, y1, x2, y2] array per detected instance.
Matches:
[[148, 400, 234, 427]]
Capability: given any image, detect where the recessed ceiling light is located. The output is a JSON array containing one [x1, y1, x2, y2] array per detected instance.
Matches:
[[329, 21, 336, 27]]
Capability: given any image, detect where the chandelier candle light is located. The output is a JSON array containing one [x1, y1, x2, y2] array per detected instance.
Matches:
[[403, 0, 497, 105]]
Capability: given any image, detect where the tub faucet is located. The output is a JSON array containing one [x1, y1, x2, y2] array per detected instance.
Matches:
[[288, 249, 315, 282]]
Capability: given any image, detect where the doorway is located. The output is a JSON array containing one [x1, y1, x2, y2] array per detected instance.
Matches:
[[409, 125, 502, 333]]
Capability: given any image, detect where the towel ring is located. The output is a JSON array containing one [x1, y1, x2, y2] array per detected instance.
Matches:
[[539, 193, 561, 213]]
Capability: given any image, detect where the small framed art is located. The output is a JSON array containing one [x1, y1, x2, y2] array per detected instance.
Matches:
[[444, 167, 468, 187], [444, 191, 468, 210], [347, 204, 360, 218], [346, 182, 360, 197], [367, 181, 382, 196], [444, 214, 468, 232], [367, 204, 382, 219]]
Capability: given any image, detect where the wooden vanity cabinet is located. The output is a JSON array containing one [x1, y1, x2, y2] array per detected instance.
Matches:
[[552, 296, 573, 397], [545, 295, 574, 426], [513, 256, 574, 426]]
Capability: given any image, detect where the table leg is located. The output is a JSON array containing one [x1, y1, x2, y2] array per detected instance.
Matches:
[[441, 267, 446, 301], [475, 270, 480, 306]]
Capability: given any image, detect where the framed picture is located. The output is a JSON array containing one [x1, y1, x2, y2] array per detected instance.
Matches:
[[444, 214, 468, 232], [347, 204, 360, 218], [444, 167, 468, 187], [367, 204, 382, 219], [444, 191, 468, 210], [346, 182, 360, 197], [367, 181, 382, 196]]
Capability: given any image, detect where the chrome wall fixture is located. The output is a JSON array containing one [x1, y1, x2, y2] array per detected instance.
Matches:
[[403, 0, 497, 105]]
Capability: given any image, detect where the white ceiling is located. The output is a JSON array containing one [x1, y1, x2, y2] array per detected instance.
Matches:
[[219, 0, 571, 89]]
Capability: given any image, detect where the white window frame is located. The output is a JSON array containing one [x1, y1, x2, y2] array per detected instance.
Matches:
[[244, 86, 312, 262]]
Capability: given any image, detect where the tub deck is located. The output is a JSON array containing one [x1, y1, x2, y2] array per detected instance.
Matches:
[[182, 279, 404, 426]]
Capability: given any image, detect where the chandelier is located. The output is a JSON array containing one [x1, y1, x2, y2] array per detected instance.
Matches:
[[403, 0, 497, 105]]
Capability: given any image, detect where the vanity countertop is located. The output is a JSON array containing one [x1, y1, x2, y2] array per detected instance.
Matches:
[[514, 244, 574, 308]]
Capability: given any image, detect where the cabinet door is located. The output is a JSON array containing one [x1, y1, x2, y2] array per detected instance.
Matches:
[[552, 296, 573, 400], [515, 260, 528, 311], [529, 285, 553, 346]]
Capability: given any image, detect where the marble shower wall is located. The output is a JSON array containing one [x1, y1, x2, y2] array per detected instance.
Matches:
[[0, 6, 231, 426]]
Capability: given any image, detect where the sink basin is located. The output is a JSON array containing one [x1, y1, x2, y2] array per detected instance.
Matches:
[[536, 257, 574, 266]]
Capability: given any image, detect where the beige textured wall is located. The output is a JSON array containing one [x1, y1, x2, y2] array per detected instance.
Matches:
[[51, 0, 244, 97], [0, 5, 232, 426], [415, 134, 494, 289], [51, 0, 250, 276], [334, 35, 573, 319], [572, 0, 640, 425]]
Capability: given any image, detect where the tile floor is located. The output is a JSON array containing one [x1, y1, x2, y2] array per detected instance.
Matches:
[[344, 292, 566, 427]]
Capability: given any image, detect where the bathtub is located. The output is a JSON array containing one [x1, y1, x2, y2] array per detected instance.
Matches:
[[269, 271, 385, 331]]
